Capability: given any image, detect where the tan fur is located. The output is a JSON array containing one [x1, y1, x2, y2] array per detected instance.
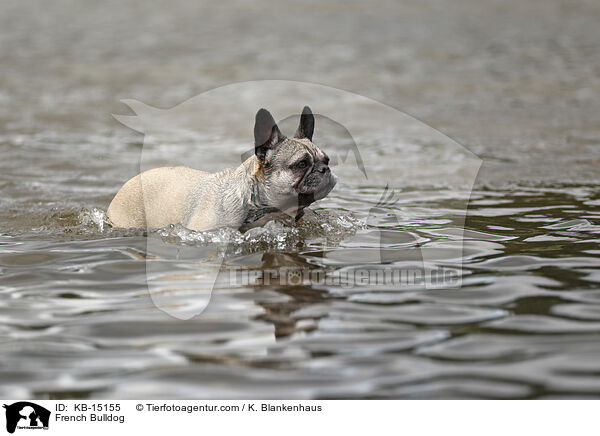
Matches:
[[107, 157, 269, 231], [107, 166, 208, 229]]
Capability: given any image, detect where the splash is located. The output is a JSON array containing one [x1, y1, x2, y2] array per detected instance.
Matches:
[[151, 209, 363, 255]]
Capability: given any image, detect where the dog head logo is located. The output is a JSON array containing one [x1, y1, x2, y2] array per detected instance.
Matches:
[[3, 402, 50, 434]]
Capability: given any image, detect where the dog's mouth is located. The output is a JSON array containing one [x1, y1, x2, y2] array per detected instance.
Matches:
[[297, 172, 337, 207], [297, 192, 315, 208]]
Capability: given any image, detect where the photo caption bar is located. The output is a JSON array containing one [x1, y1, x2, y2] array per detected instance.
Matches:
[[0, 400, 593, 435]]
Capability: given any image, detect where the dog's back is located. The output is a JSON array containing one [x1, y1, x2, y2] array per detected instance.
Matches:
[[107, 166, 207, 229]]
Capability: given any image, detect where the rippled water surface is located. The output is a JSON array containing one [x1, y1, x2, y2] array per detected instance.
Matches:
[[1, 0, 600, 399], [2, 185, 599, 399]]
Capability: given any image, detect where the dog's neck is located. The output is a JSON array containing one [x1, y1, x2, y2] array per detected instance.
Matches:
[[233, 156, 275, 226], [237, 156, 266, 205]]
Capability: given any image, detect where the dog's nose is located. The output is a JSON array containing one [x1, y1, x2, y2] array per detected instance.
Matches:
[[318, 165, 330, 174]]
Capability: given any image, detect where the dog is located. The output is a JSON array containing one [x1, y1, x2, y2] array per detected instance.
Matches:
[[106, 106, 337, 231]]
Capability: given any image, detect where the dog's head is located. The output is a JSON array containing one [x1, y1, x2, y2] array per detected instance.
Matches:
[[253, 106, 337, 215]]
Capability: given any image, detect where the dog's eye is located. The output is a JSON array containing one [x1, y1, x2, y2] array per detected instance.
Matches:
[[297, 160, 308, 169]]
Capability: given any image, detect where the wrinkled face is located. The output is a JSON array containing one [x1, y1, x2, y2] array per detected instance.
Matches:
[[263, 137, 337, 212], [254, 106, 337, 214]]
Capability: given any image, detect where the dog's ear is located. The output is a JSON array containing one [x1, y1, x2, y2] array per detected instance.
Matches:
[[295, 106, 314, 141], [254, 108, 283, 161]]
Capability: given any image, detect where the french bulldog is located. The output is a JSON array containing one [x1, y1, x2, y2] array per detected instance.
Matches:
[[106, 106, 337, 231]]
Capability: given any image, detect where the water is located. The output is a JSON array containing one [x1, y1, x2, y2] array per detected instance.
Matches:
[[1, 0, 600, 399]]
